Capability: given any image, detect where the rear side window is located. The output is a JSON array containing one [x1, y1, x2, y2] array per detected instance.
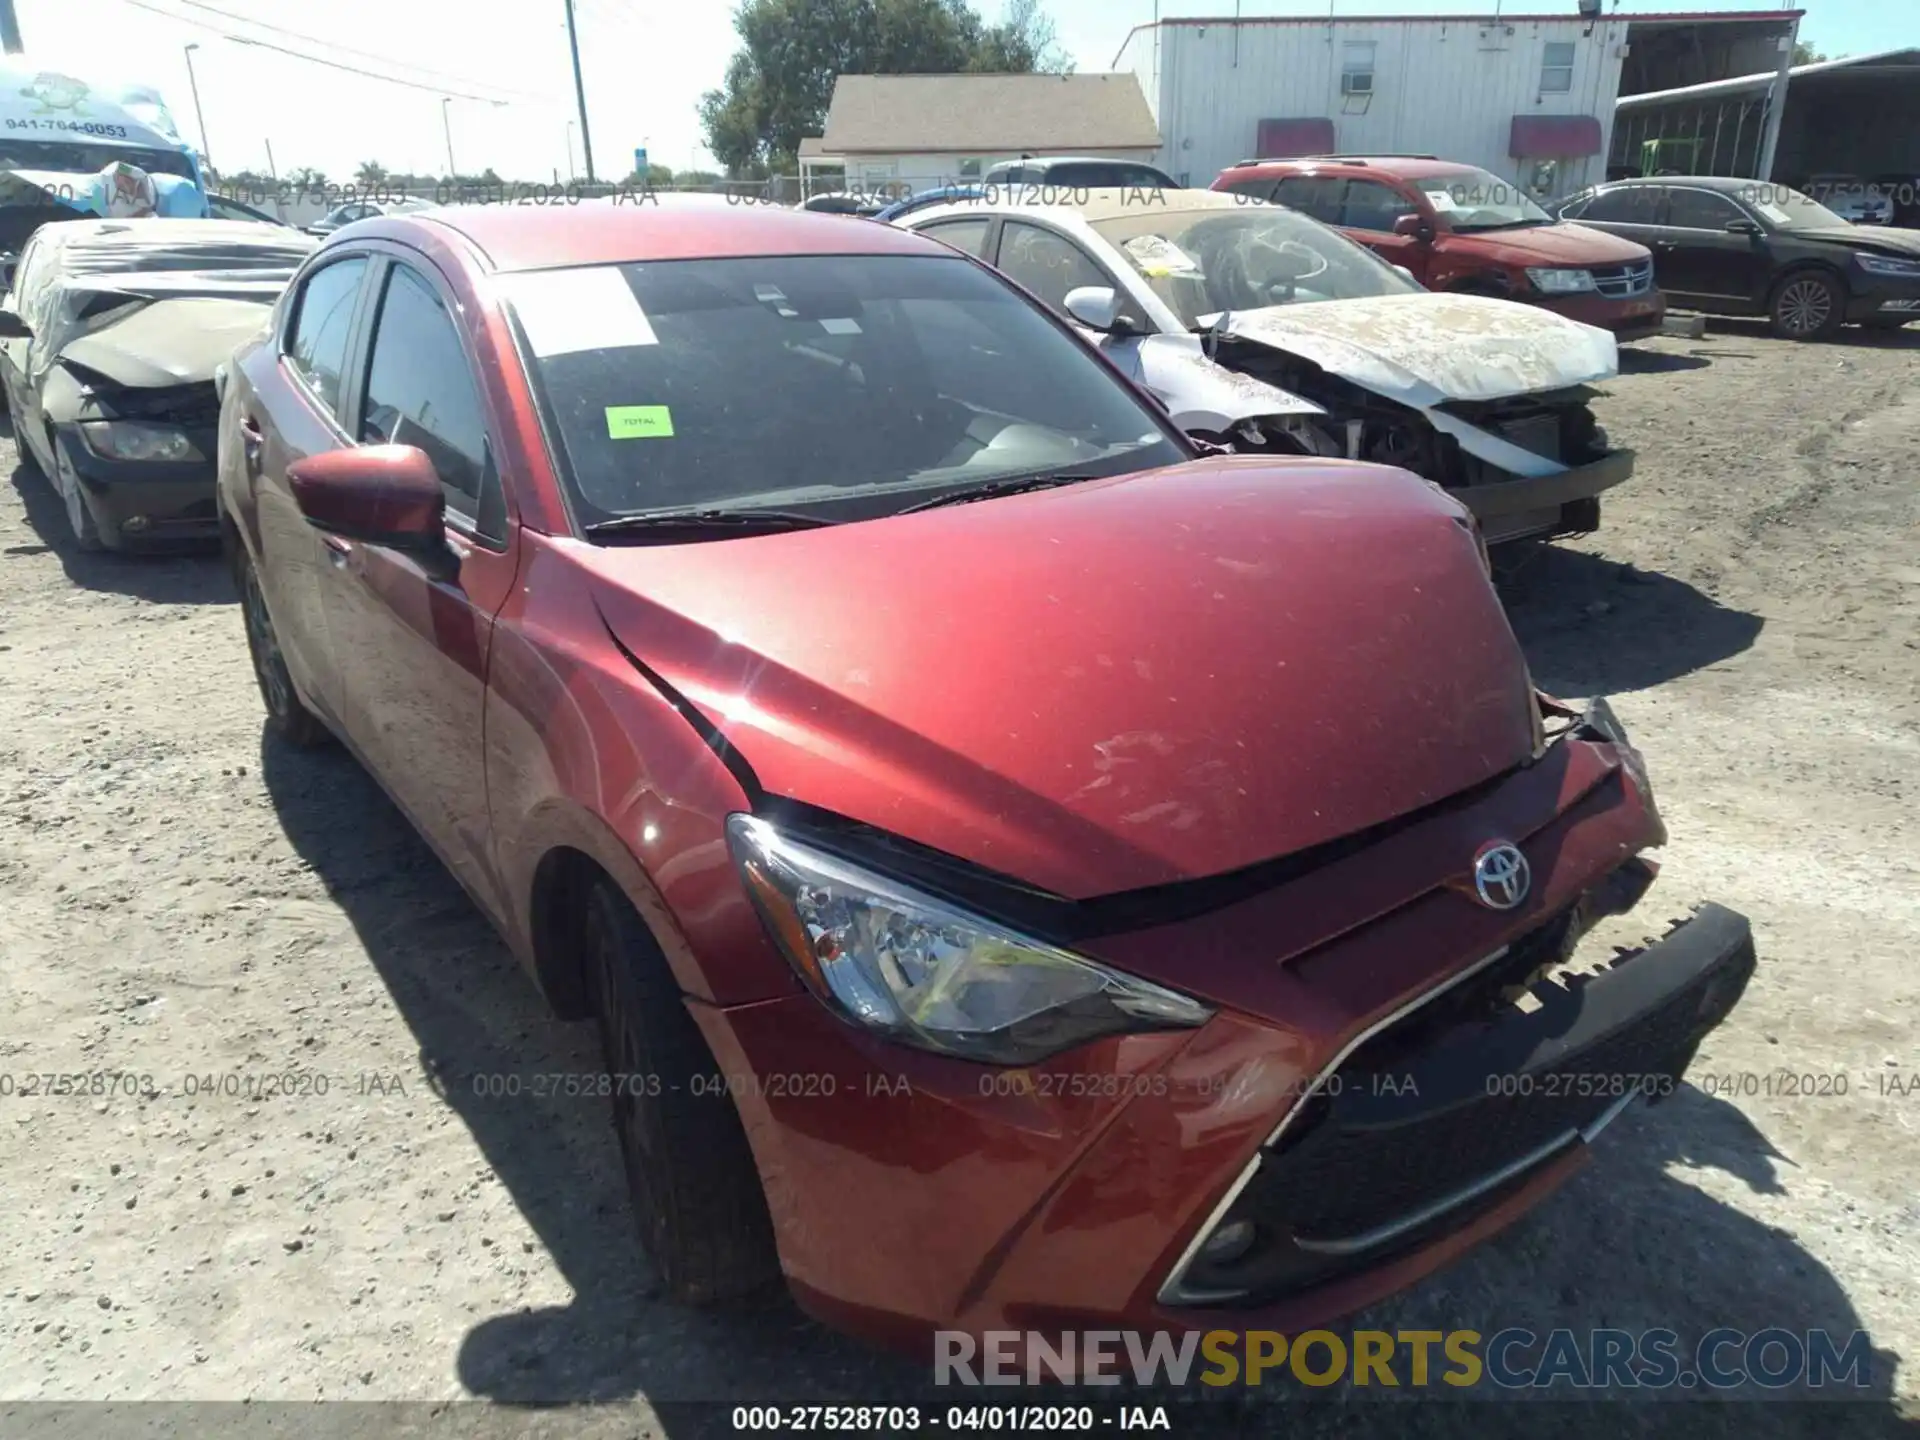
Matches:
[[1272, 175, 1346, 224], [1220, 175, 1279, 202], [1580, 187, 1662, 224], [359, 264, 496, 531], [286, 257, 368, 416], [915, 218, 993, 258]]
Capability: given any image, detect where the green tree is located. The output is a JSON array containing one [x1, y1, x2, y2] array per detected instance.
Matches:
[[700, 0, 1070, 175], [1791, 42, 1826, 65], [355, 160, 389, 186]]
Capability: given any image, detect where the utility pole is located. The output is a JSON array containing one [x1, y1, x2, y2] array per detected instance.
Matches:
[[183, 44, 213, 169], [0, 0, 23, 55], [441, 97, 456, 178], [563, 0, 595, 183], [264, 137, 278, 180]]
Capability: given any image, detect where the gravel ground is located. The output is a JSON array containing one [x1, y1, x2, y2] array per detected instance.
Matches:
[[0, 319, 1915, 1439]]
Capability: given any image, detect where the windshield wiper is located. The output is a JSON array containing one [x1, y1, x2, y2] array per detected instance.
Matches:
[[582, 508, 835, 540], [898, 473, 1101, 514]]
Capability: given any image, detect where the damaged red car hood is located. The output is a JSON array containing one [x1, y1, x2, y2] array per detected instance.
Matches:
[[578, 458, 1538, 900]]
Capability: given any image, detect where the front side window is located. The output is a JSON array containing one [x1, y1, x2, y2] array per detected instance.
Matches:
[[359, 264, 494, 526], [286, 257, 368, 416], [1341, 178, 1418, 231], [995, 222, 1113, 311], [1664, 188, 1744, 231], [1415, 168, 1552, 232], [1540, 41, 1576, 94], [1092, 203, 1421, 327], [496, 254, 1183, 528]]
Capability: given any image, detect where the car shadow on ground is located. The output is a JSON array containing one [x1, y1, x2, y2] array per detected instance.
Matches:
[[1702, 317, 1920, 350], [1500, 547, 1764, 695], [1618, 347, 1713, 373], [2, 455, 230, 605], [257, 728, 1906, 1437]]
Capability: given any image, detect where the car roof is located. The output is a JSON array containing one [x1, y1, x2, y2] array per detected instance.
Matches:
[[384, 200, 946, 273], [905, 187, 1245, 227], [1229, 156, 1478, 181], [1594, 175, 1757, 192]]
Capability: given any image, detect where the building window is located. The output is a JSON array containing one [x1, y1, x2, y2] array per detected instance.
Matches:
[[1341, 42, 1376, 95], [1540, 41, 1575, 94], [957, 158, 982, 179]]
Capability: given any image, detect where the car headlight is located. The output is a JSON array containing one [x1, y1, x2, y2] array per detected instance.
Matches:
[[726, 815, 1212, 1064], [78, 421, 202, 463], [1857, 254, 1920, 277], [1526, 267, 1597, 294]]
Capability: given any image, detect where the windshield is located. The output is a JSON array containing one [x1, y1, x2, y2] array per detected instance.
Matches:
[[0, 140, 196, 181], [1090, 203, 1420, 328], [1415, 169, 1552, 231], [500, 253, 1186, 527], [1732, 184, 1851, 230]]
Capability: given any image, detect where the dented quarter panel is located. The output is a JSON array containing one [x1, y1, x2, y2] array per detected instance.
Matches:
[[1108, 331, 1326, 431], [1220, 292, 1619, 408]]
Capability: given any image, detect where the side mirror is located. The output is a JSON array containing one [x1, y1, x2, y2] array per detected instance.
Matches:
[[1724, 218, 1762, 235], [1393, 214, 1437, 243], [1392, 264, 1420, 286], [0, 307, 28, 339], [286, 444, 447, 553], [1063, 285, 1146, 336]]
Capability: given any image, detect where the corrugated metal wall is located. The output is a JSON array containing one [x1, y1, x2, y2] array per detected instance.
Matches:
[[1151, 17, 1629, 192]]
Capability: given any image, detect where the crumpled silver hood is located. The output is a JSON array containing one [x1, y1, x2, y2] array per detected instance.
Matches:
[[1219, 292, 1619, 406]]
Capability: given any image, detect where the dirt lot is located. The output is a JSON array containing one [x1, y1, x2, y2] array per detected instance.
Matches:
[[0, 320, 1915, 1439]]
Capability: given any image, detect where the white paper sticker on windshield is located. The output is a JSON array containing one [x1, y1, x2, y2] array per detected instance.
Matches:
[[1426, 189, 1457, 212], [1755, 202, 1790, 224], [820, 317, 862, 334], [499, 267, 657, 356], [1122, 233, 1200, 277]]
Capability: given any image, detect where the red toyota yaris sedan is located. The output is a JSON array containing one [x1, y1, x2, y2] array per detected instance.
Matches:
[[214, 200, 1754, 1358]]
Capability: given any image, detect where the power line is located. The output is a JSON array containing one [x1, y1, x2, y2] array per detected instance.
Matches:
[[167, 0, 553, 100], [110, 0, 549, 106]]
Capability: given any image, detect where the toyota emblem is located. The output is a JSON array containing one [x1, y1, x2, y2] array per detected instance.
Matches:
[[1472, 842, 1531, 911]]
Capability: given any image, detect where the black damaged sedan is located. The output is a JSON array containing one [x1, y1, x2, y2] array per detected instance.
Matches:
[[0, 218, 312, 551], [1553, 176, 1920, 341]]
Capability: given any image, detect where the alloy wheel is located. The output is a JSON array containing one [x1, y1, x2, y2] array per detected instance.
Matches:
[[241, 563, 293, 720], [1777, 278, 1833, 336]]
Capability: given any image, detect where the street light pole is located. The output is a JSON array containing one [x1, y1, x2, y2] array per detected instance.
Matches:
[[565, 121, 577, 180], [441, 97, 456, 179], [563, 0, 595, 183], [183, 43, 213, 169]]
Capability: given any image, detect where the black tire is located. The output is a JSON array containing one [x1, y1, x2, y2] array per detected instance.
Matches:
[[584, 879, 781, 1306], [237, 546, 332, 747], [51, 435, 106, 552], [1768, 270, 1845, 341]]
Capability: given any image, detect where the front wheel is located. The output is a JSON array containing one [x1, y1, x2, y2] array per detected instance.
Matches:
[[237, 547, 331, 747], [585, 880, 781, 1305], [1768, 272, 1845, 340]]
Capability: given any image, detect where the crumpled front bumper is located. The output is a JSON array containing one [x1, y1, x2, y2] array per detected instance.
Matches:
[[691, 724, 1754, 1356], [1452, 448, 1636, 544]]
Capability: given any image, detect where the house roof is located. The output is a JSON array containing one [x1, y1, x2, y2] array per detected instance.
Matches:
[[819, 73, 1160, 155], [797, 137, 832, 160]]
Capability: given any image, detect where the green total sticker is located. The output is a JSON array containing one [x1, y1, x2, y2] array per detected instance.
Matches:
[[605, 405, 674, 439]]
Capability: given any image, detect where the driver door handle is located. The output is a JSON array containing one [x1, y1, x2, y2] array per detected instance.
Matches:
[[322, 534, 353, 568]]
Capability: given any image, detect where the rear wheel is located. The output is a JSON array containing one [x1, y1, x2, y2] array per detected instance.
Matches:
[[237, 547, 331, 747], [1768, 271, 1845, 340], [585, 879, 781, 1305]]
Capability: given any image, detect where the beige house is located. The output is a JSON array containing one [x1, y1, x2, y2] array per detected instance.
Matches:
[[799, 72, 1161, 196]]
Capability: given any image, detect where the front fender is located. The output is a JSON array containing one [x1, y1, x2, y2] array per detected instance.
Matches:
[[1112, 332, 1325, 434]]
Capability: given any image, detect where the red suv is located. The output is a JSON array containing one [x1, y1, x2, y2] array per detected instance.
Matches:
[[1215, 156, 1667, 341], [216, 201, 1752, 1361]]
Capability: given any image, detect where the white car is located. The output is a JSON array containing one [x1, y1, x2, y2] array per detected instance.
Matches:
[[897, 189, 1634, 546]]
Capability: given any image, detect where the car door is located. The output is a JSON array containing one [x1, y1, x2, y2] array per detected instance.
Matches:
[[244, 251, 375, 722], [992, 218, 1124, 332], [1655, 186, 1770, 308], [0, 231, 46, 463], [1562, 183, 1668, 278], [1338, 176, 1425, 271], [324, 252, 519, 919]]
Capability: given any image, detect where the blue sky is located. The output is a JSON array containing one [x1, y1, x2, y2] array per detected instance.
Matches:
[[9, 0, 1901, 184]]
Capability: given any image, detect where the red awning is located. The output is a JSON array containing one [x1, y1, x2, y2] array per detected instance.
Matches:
[[1509, 114, 1603, 157], [1255, 117, 1337, 158]]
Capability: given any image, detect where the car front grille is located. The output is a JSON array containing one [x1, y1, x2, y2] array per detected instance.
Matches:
[[1492, 412, 1562, 462], [1161, 903, 1757, 1306], [1591, 259, 1654, 298]]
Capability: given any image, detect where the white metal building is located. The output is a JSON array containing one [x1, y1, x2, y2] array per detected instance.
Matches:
[[1114, 9, 1803, 198]]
